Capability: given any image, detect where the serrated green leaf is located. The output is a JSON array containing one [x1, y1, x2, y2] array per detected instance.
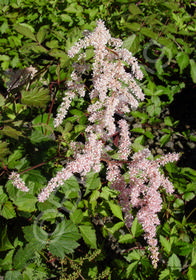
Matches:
[[14, 196, 37, 212], [108, 201, 123, 221], [176, 52, 189, 74], [183, 192, 195, 201], [160, 235, 171, 254], [144, 131, 154, 139], [29, 130, 54, 145], [21, 88, 50, 107], [7, 149, 23, 169], [14, 242, 44, 270], [188, 266, 196, 280], [1, 201, 16, 219], [190, 59, 196, 83], [0, 94, 5, 106], [164, 116, 173, 126], [21, 42, 47, 53], [131, 127, 145, 134], [60, 14, 73, 23], [74, 124, 85, 134], [49, 49, 68, 59], [5, 270, 22, 280], [36, 26, 49, 44], [133, 135, 145, 145], [49, 221, 80, 257], [61, 175, 80, 193], [0, 250, 14, 271], [131, 218, 143, 237], [125, 250, 144, 261], [70, 209, 84, 224], [0, 126, 23, 140], [24, 224, 48, 245], [129, 4, 142, 15], [178, 242, 193, 256], [0, 225, 14, 252], [85, 172, 101, 196], [141, 28, 158, 39], [106, 221, 125, 235], [159, 268, 170, 280], [79, 225, 97, 249], [123, 34, 137, 49], [0, 141, 10, 160], [119, 234, 134, 244], [14, 23, 36, 41], [168, 253, 181, 271], [125, 22, 140, 32], [126, 261, 138, 277], [0, 186, 8, 204], [160, 133, 171, 147], [46, 40, 59, 49]]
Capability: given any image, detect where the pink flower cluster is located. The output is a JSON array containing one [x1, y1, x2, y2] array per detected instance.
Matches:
[[107, 149, 179, 268], [9, 20, 179, 268], [56, 19, 144, 137], [9, 172, 29, 192]]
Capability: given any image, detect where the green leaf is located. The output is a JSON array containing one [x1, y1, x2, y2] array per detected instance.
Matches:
[[85, 172, 100, 189], [133, 135, 145, 145], [85, 171, 101, 196], [0, 126, 23, 140], [74, 124, 86, 134], [126, 261, 138, 277], [36, 25, 49, 44], [0, 225, 14, 252], [7, 149, 23, 169], [123, 34, 137, 50], [119, 234, 135, 244], [61, 175, 80, 194], [49, 220, 80, 257], [70, 209, 84, 224], [190, 59, 196, 83], [1, 201, 16, 219], [0, 141, 10, 160], [128, 4, 142, 15], [0, 94, 5, 106], [160, 235, 171, 254], [131, 218, 143, 237], [176, 52, 189, 74], [60, 14, 73, 23], [188, 266, 196, 280], [144, 131, 154, 139], [21, 88, 50, 107], [159, 268, 170, 280], [131, 127, 145, 134], [14, 23, 36, 41], [0, 250, 14, 271], [168, 253, 181, 271], [141, 28, 158, 40], [29, 130, 54, 145], [164, 116, 173, 126], [14, 196, 37, 212], [5, 270, 22, 280], [79, 224, 97, 249], [0, 186, 8, 204], [108, 201, 123, 221], [46, 40, 59, 49], [106, 221, 125, 235], [125, 250, 144, 261], [23, 224, 48, 246], [125, 22, 140, 32], [160, 133, 171, 147]]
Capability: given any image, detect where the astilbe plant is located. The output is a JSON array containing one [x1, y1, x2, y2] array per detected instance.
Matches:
[[9, 20, 179, 268]]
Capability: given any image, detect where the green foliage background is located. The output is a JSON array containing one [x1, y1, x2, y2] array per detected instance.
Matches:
[[0, 0, 196, 279]]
